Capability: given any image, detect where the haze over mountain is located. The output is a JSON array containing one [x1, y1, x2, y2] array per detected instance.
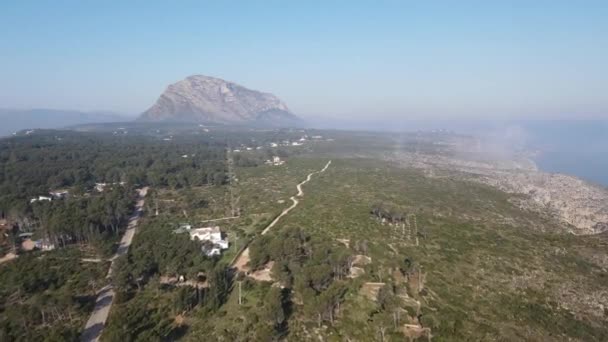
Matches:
[[0, 108, 129, 137], [138, 75, 300, 126]]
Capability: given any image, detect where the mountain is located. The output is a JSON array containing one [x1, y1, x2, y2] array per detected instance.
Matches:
[[0, 108, 129, 137], [138, 75, 300, 126]]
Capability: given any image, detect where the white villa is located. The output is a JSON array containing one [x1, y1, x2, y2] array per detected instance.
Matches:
[[188, 226, 229, 256], [265, 156, 285, 166]]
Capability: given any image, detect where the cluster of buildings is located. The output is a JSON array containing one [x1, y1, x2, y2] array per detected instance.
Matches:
[[30, 180, 128, 204], [174, 225, 229, 257], [233, 146, 263, 153], [234, 135, 312, 153]]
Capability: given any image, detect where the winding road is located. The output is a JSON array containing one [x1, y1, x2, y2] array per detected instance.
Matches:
[[81, 187, 148, 342], [233, 160, 331, 271]]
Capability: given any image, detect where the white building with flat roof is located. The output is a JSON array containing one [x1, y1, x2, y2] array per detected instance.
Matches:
[[189, 226, 229, 256]]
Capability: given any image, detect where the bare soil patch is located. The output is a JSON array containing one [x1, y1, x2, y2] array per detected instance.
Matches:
[[361, 282, 385, 300], [249, 261, 274, 282]]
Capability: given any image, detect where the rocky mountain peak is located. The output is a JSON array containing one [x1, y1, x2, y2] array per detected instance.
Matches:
[[138, 75, 299, 126]]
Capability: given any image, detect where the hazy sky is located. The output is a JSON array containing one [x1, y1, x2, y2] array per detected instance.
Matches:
[[1, 1, 607, 119]]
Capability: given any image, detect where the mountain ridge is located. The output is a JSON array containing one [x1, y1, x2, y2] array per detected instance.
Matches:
[[0, 108, 129, 137]]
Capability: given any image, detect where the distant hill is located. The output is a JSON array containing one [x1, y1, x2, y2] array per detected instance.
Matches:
[[138, 75, 301, 127], [0, 108, 129, 137]]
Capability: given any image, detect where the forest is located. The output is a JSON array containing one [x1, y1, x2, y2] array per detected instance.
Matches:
[[248, 227, 352, 331], [0, 129, 234, 341], [0, 248, 107, 341], [0, 130, 227, 202], [0, 130, 228, 256], [102, 217, 231, 341]]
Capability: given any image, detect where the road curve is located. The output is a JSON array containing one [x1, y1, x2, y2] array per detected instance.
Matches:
[[81, 187, 148, 342], [233, 160, 331, 271]]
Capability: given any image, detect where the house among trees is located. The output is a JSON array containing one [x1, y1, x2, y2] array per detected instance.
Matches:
[[187, 226, 229, 257], [30, 195, 52, 203], [95, 183, 107, 192], [265, 156, 285, 166], [30, 190, 69, 203], [18, 233, 56, 252], [49, 190, 69, 199], [94, 182, 126, 192], [35, 238, 56, 251]]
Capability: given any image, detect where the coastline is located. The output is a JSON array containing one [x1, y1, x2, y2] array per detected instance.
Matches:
[[533, 149, 608, 189]]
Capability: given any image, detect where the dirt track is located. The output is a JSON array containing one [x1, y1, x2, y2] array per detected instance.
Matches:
[[233, 160, 331, 272]]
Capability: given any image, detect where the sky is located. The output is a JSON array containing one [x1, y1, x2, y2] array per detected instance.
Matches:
[[1, 0, 607, 120]]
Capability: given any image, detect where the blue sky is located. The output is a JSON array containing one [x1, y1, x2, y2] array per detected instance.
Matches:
[[1, 1, 607, 119]]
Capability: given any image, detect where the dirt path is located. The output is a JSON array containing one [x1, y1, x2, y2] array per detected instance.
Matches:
[[81, 258, 103, 263], [81, 187, 148, 342], [200, 215, 240, 223], [0, 252, 17, 264], [232, 160, 331, 272]]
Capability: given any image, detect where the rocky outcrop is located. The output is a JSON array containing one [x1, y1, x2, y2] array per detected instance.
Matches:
[[480, 171, 608, 235], [139, 75, 300, 126]]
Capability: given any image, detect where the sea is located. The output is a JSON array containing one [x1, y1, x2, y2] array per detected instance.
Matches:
[[523, 120, 608, 187], [313, 118, 608, 187]]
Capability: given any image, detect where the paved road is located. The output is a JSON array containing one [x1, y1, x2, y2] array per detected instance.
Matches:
[[233, 161, 331, 272], [81, 187, 148, 342]]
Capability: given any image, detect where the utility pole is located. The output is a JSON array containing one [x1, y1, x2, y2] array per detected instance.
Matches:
[[225, 147, 238, 217], [418, 265, 423, 293], [415, 219, 419, 247], [155, 196, 159, 216], [409, 214, 419, 247], [238, 281, 242, 305], [406, 215, 412, 243]]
